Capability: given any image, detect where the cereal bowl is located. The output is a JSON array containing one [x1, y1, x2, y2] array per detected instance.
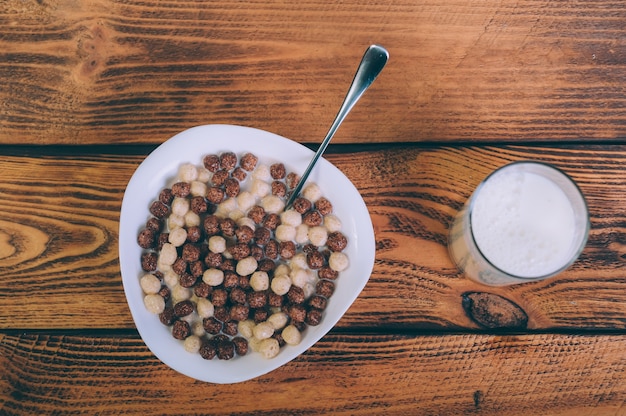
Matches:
[[119, 124, 375, 383]]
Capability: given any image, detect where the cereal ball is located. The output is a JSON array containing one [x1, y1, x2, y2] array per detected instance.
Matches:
[[240, 152, 258, 171], [149, 201, 169, 219], [178, 163, 198, 182], [289, 268, 309, 288], [270, 163, 286, 179], [268, 291, 285, 308], [329, 252, 349, 272], [208, 235, 226, 253], [202, 268, 224, 286], [253, 321, 275, 340], [306, 309, 323, 326], [248, 205, 266, 224], [308, 226, 328, 247], [141, 252, 158, 271], [253, 308, 270, 323], [237, 216, 256, 231], [168, 227, 187, 247], [287, 285, 305, 304], [224, 177, 240, 198], [172, 285, 192, 302], [262, 213, 281, 230], [203, 215, 220, 236], [271, 181, 287, 197], [203, 154, 220, 172], [279, 241, 297, 259], [303, 211, 323, 227], [236, 256, 258, 276], [250, 271, 269, 291], [229, 243, 250, 261], [252, 164, 272, 181], [219, 217, 236, 237], [259, 338, 280, 359], [302, 183, 322, 202], [182, 243, 200, 262], [306, 251, 325, 270], [211, 288, 228, 307], [190, 180, 208, 198], [323, 214, 343, 233], [203, 317, 222, 335], [236, 191, 257, 212], [197, 167, 212, 182], [261, 195, 285, 214], [275, 225, 296, 242], [168, 213, 185, 230], [223, 321, 239, 337], [174, 300, 194, 317], [199, 341, 217, 360], [171, 257, 187, 275], [292, 197, 312, 214], [235, 225, 254, 244], [172, 182, 191, 198], [319, 265, 339, 280], [308, 295, 328, 310], [280, 209, 302, 227], [248, 337, 262, 353], [254, 227, 271, 245], [159, 188, 174, 205], [238, 319, 256, 338], [286, 172, 300, 189], [219, 151, 238, 170], [159, 307, 175, 326], [271, 274, 291, 296], [268, 311, 289, 330], [137, 228, 156, 249], [162, 270, 178, 287], [282, 325, 302, 346], [184, 335, 202, 353], [232, 336, 248, 356], [251, 179, 271, 198], [211, 169, 229, 186], [179, 272, 197, 288], [196, 298, 215, 318], [172, 320, 191, 340], [302, 282, 315, 299], [143, 294, 165, 314], [215, 198, 237, 219], [286, 304, 307, 323], [295, 224, 310, 245], [315, 197, 333, 215], [206, 186, 225, 204], [232, 166, 247, 181], [316, 279, 335, 298], [327, 231, 348, 252], [140, 273, 161, 294]]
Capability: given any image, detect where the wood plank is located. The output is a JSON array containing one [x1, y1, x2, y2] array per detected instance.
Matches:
[[2, 0, 626, 145], [1, 145, 625, 330], [1, 331, 625, 415]]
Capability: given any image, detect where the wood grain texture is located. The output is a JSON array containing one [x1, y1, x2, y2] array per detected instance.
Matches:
[[1, 144, 625, 330], [1, 331, 625, 415], [1, 0, 626, 145]]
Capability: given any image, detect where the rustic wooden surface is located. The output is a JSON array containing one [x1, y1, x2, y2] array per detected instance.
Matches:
[[2, 0, 626, 414]]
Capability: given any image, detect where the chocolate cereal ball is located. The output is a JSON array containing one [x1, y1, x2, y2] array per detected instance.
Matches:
[[240, 152, 258, 171], [203, 154, 220, 172], [172, 320, 191, 340], [232, 336, 249, 356]]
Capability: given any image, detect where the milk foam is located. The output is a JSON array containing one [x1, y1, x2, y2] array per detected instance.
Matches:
[[470, 170, 576, 278]]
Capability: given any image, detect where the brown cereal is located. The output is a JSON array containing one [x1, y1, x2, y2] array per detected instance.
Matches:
[[230, 243, 251, 261], [141, 252, 158, 271], [257, 258, 275, 272], [146, 217, 162, 232], [262, 213, 280, 230], [286, 304, 306, 323], [212, 169, 229, 186], [190, 196, 208, 214], [223, 271, 239, 289], [306, 250, 325, 269], [270, 163, 286, 179], [232, 167, 247, 181], [319, 265, 339, 280], [230, 304, 250, 321], [272, 332, 286, 347], [264, 239, 279, 259], [279, 241, 296, 259], [247, 291, 268, 309], [223, 321, 239, 337], [248, 205, 266, 224], [206, 186, 225, 204], [315, 197, 333, 215], [308, 295, 327, 310], [186, 226, 202, 243], [214, 306, 230, 323], [303, 210, 323, 226], [204, 252, 223, 268], [219, 152, 238, 170], [327, 231, 348, 252], [159, 306, 176, 325], [240, 152, 258, 171], [268, 292, 284, 308], [219, 218, 236, 237], [137, 228, 156, 249], [286, 172, 300, 189], [203, 154, 220, 172], [229, 287, 247, 305], [171, 182, 191, 198], [159, 188, 174, 205], [194, 281, 212, 298], [306, 308, 323, 326], [217, 339, 235, 360], [287, 285, 305, 304], [179, 272, 197, 288], [172, 320, 191, 340], [253, 308, 270, 323], [203, 214, 220, 235], [172, 257, 187, 275], [232, 336, 248, 356], [149, 201, 169, 219], [158, 285, 171, 302], [254, 227, 271, 245], [220, 258, 236, 272], [182, 243, 200, 262], [211, 288, 228, 307], [292, 197, 312, 214], [199, 341, 217, 360], [250, 245, 264, 261], [235, 225, 254, 243], [203, 317, 222, 334], [316, 279, 335, 298], [174, 300, 194, 317], [224, 177, 240, 197], [157, 233, 169, 250], [271, 181, 287, 197], [238, 275, 251, 289]]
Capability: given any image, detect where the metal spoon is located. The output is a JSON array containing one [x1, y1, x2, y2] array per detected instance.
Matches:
[[285, 44, 389, 208]]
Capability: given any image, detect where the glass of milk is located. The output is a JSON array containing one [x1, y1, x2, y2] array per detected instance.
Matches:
[[448, 161, 589, 286]]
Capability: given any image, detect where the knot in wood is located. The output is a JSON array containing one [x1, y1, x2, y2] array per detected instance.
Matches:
[[462, 292, 528, 329]]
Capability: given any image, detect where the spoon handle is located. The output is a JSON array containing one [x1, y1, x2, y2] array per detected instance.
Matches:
[[286, 44, 389, 208]]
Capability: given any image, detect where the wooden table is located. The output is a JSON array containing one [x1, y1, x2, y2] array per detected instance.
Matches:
[[2, 1, 626, 414]]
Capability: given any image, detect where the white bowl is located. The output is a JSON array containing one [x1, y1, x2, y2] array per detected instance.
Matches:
[[119, 124, 376, 383]]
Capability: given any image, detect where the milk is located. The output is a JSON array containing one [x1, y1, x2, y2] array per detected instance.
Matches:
[[470, 170, 576, 278]]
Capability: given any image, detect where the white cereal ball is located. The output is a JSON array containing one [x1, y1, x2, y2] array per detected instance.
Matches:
[[268, 312, 289, 330], [190, 180, 207, 197], [280, 209, 302, 227], [171, 197, 190, 217], [282, 324, 302, 346], [237, 216, 256, 230], [197, 167, 212, 183], [253, 321, 275, 340], [238, 319, 256, 338], [303, 282, 315, 299], [275, 224, 296, 242], [168, 213, 185, 230], [178, 163, 198, 182], [184, 211, 200, 227], [163, 269, 179, 287], [252, 164, 272, 181], [168, 227, 187, 247], [228, 209, 245, 221], [308, 226, 328, 247], [196, 298, 215, 318], [302, 182, 322, 202], [236, 191, 257, 212], [156, 258, 172, 273], [203, 268, 225, 286], [295, 224, 310, 244], [183, 335, 202, 353], [270, 274, 291, 296], [290, 252, 308, 270], [248, 337, 263, 353], [259, 338, 280, 359], [250, 271, 269, 291], [191, 320, 205, 337], [324, 214, 343, 233], [251, 179, 271, 198], [215, 197, 238, 218], [208, 236, 226, 253], [274, 263, 290, 277], [236, 256, 258, 276], [329, 251, 349, 272], [261, 195, 285, 214], [159, 243, 178, 266], [172, 285, 192, 302], [140, 273, 161, 294], [290, 268, 309, 288], [143, 294, 165, 314]]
